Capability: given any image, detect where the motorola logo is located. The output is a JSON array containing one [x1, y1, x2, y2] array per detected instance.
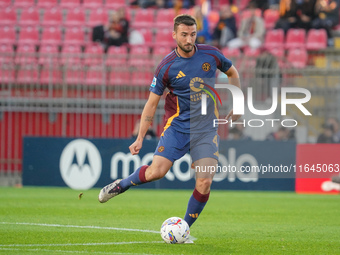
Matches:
[[60, 139, 102, 190]]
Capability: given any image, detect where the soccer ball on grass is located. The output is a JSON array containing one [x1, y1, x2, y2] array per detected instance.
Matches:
[[160, 217, 190, 244]]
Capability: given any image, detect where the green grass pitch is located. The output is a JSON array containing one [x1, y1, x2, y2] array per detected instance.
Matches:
[[0, 187, 339, 255]]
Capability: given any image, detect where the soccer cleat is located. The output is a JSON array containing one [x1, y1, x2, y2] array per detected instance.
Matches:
[[98, 179, 125, 203]]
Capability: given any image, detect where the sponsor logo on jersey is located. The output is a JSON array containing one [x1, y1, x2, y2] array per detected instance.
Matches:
[[151, 77, 157, 87], [176, 71, 186, 79]]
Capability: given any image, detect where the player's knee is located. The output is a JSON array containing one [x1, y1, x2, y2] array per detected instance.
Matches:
[[196, 178, 213, 194]]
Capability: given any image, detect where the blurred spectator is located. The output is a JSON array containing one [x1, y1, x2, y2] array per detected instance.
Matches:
[[326, 117, 340, 142], [132, 119, 157, 140], [192, 6, 211, 44], [296, 0, 317, 30], [212, 5, 237, 48], [274, 0, 299, 33], [228, 2, 265, 49], [316, 123, 336, 143], [92, 9, 129, 50], [266, 127, 295, 141], [131, 0, 165, 8], [312, 0, 339, 44], [165, 0, 195, 9], [250, 0, 270, 10]]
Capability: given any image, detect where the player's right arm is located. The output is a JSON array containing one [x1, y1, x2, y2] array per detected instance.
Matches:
[[129, 92, 161, 155]]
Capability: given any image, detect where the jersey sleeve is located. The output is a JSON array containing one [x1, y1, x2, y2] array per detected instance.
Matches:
[[216, 49, 233, 73], [149, 64, 167, 96]]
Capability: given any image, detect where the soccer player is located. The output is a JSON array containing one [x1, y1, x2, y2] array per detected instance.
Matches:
[[99, 14, 241, 229]]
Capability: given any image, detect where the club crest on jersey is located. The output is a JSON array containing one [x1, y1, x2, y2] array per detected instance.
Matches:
[[158, 146, 165, 152], [151, 77, 157, 87], [202, 62, 211, 72]]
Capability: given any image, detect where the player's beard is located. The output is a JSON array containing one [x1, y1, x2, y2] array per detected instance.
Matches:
[[177, 42, 194, 53]]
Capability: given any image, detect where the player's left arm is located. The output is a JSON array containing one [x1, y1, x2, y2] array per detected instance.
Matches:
[[224, 65, 242, 121]]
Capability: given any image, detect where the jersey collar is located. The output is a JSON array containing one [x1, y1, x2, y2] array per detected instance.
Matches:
[[175, 44, 198, 58]]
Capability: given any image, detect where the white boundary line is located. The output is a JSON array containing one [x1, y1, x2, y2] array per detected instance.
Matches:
[[0, 241, 163, 247], [0, 222, 159, 234]]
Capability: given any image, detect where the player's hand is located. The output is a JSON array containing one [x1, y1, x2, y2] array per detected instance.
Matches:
[[129, 140, 143, 155], [226, 109, 241, 122]]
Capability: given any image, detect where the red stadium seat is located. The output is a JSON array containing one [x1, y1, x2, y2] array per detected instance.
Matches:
[[135, 29, 154, 47], [267, 47, 285, 68], [0, 7, 16, 26], [154, 29, 176, 48], [263, 9, 280, 30], [40, 67, 62, 85], [152, 46, 171, 62], [105, 0, 126, 9], [84, 65, 105, 86], [221, 47, 241, 58], [13, 0, 35, 8], [129, 45, 153, 68], [41, 7, 62, 28], [64, 8, 86, 28], [155, 8, 175, 29], [38, 44, 59, 65], [84, 44, 104, 65], [16, 65, 39, 84], [61, 45, 82, 65], [106, 45, 128, 66], [264, 29, 285, 50], [241, 8, 262, 20], [64, 65, 84, 85], [285, 28, 306, 49], [0, 64, 15, 84], [287, 48, 308, 68], [41, 27, 62, 46], [239, 0, 251, 10], [306, 29, 327, 50], [82, 0, 103, 9], [59, 0, 81, 9], [130, 70, 153, 86], [36, 0, 58, 8], [18, 26, 39, 46], [0, 0, 12, 8], [131, 9, 155, 29], [0, 26, 16, 45], [243, 47, 261, 57], [0, 44, 14, 64], [86, 8, 108, 28], [15, 44, 37, 64], [63, 27, 85, 46], [18, 7, 40, 27], [107, 70, 130, 86]]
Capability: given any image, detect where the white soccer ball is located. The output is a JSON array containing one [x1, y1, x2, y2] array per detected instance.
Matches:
[[160, 217, 190, 244]]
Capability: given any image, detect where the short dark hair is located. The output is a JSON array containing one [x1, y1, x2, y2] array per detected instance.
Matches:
[[173, 14, 197, 31]]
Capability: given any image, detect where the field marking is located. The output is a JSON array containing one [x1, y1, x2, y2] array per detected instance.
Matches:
[[0, 222, 159, 234], [0, 241, 163, 247], [0, 247, 162, 255]]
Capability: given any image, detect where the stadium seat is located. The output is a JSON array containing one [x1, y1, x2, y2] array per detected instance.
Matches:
[[263, 9, 280, 30], [84, 65, 105, 86], [130, 70, 153, 86], [16, 65, 39, 84], [18, 26, 39, 46], [264, 29, 285, 50], [0, 44, 14, 64], [40, 27, 62, 46], [82, 0, 103, 9], [38, 44, 59, 65], [61, 45, 82, 65], [267, 47, 285, 68], [41, 7, 63, 28], [18, 7, 40, 27], [285, 28, 306, 49], [59, 0, 81, 9], [63, 27, 85, 46], [36, 0, 58, 8], [13, 0, 35, 8], [287, 48, 308, 68], [64, 65, 84, 85], [241, 8, 262, 20], [221, 47, 241, 58], [84, 44, 104, 65], [105, 0, 126, 9], [86, 8, 108, 28], [154, 29, 176, 48], [128, 45, 153, 68], [15, 44, 37, 64], [306, 29, 327, 50], [239, 0, 251, 10], [106, 45, 128, 66], [64, 8, 86, 28], [0, 7, 16, 26], [131, 9, 155, 29], [0, 64, 15, 84], [40, 67, 62, 85], [154, 8, 175, 29], [0, 0, 12, 8], [107, 69, 130, 86], [243, 47, 261, 57], [0, 26, 16, 45], [135, 28, 154, 47], [152, 46, 172, 63]]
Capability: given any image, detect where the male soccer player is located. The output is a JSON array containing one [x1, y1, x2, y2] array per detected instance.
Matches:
[[99, 14, 241, 229]]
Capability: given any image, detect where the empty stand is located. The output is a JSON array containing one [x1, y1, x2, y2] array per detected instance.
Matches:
[[154, 29, 176, 48], [61, 45, 82, 65], [40, 67, 62, 85], [59, 0, 81, 9], [0, 44, 14, 64], [15, 44, 37, 64], [18, 26, 39, 46], [106, 45, 128, 66], [63, 27, 85, 46], [64, 65, 84, 85], [13, 0, 35, 8], [105, 0, 126, 9], [0, 0, 12, 8], [82, 0, 103, 9], [36, 0, 58, 8], [0, 26, 16, 45], [131, 9, 155, 29], [18, 7, 40, 27], [107, 69, 130, 86], [64, 8, 86, 28], [0, 7, 17, 26], [130, 70, 153, 86], [38, 45, 59, 65], [87, 8, 108, 28], [264, 29, 285, 50], [84, 44, 104, 65], [306, 29, 327, 50], [263, 9, 280, 30], [16, 65, 39, 84], [41, 7, 63, 28], [41, 27, 62, 46], [135, 28, 154, 47], [287, 48, 308, 68], [154, 8, 175, 29], [84, 65, 106, 86]]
